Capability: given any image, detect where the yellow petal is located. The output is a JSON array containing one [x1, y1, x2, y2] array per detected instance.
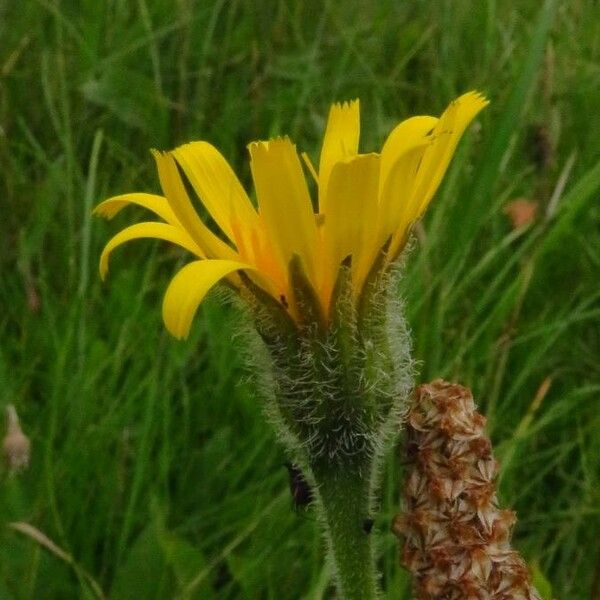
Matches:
[[152, 150, 238, 261], [412, 91, 489, 217], [324, 154, 380, 284], [93, 193, 179, 225], [162, 259, 253, 339], [318, 100, 360, 213], [377, 117, 439, 240], [99, 222, 203, 280], [388, 91, 489, 258], [171, 142, 260, 246], [379, 116, 438, 198], [375, 145, 430, 265], [248, 137, 318, 284], [342, 119, 435, 291]]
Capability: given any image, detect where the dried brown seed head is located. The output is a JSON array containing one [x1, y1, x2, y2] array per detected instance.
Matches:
[[3, 405, 30, 473], [394, 380, 541, 600]]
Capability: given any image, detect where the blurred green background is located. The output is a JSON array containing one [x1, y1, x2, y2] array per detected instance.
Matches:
[[1, 0, 599, 598]]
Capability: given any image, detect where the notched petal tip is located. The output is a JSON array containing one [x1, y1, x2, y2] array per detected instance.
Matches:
[[336, 151, 380, 166], [99, 245, 116, 280], [246, 140, 264, 152], [330, 98, 360, 112], [99, 259, 109, 281], [247, 136, 295, 154], [93, 197, 127, 220], [92, 203, 114, 219], [456, 90, 490, 111]]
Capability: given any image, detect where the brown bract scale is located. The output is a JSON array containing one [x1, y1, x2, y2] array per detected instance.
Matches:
[[393, 380, 541, 600]]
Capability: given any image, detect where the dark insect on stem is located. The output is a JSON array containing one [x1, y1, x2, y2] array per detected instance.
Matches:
[[363, 518, 374, 534], [284, 462, 313, 509]]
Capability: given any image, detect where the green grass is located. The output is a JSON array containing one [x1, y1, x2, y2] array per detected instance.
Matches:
[[1, 0, 599, 597]]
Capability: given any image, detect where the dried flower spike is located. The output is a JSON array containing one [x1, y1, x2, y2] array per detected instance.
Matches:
[[3, 404, 31, 473], [393, 380, 541, 600]]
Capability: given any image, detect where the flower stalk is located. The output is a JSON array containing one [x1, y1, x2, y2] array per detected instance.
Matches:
[[313, 464, 378, 599]]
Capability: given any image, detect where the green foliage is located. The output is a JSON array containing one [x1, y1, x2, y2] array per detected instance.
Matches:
[[110, 505, 214, 600], [1, 0, 599, 598], [531, 562, 554, 600]]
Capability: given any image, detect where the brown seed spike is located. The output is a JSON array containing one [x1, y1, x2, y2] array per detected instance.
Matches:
[[395, 379, 542, 600]]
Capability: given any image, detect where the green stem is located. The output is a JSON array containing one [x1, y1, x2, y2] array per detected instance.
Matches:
[[312, 463, 379, 600]]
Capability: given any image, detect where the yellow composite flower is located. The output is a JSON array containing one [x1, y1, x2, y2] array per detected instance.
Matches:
[[95, 92, 488, 339]]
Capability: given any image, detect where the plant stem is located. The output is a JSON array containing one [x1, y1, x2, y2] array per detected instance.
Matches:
[[311, 463, 379, 600]]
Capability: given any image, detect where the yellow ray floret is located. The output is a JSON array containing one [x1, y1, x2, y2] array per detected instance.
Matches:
[[171, 142, 260, 247], [93, 193, 179, 225], [319, 99, 360, 213], [96, 91, 488, 338], [162, 260, 254, 339], [99, 222, 203, 280], [387, 91, 488, 258], [323, 153, 380, 298], [249, 137, 319, 289]]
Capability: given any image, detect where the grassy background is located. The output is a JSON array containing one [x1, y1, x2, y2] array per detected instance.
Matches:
[[1, 0, 599, 598]]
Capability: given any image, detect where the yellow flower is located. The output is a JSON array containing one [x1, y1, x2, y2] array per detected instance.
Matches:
[[95, 92, 488, 339]]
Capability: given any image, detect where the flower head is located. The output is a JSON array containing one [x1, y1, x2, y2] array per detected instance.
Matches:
[[96, 92, 487, 338]]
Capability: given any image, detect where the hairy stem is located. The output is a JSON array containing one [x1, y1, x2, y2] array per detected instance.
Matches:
[[312, 463, 379, 600]]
